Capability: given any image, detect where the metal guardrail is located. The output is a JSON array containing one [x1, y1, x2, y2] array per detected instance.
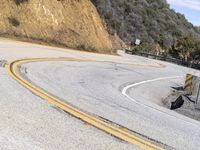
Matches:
[[125, 49, 200, 69]]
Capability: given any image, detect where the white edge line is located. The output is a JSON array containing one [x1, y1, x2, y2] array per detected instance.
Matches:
[[121, 76, 200, 125], [122, 76, 183, 101]]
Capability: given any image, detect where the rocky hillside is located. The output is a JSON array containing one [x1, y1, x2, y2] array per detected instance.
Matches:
[[0, 0, 112, 53], [92, 0, 200, 52]]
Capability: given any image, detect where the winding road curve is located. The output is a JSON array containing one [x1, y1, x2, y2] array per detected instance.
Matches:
[[1, 39, 200, 150]]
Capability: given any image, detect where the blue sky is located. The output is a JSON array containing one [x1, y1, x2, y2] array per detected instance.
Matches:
[[167, 0, 200, 26]]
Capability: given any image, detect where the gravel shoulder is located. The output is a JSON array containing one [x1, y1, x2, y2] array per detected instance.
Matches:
[[164, 89, 200, 122]]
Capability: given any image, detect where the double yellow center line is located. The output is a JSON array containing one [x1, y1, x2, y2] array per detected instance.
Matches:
[[6, 58, 164, 150]]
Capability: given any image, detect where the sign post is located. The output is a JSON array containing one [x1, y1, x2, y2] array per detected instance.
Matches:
[[196, 83, 200, 104], [135, 39, 141, 46]]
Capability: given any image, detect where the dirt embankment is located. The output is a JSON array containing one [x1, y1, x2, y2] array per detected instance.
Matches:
[[0, 0, 112, 53]]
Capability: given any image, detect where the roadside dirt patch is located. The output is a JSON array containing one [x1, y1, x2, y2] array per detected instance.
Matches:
[[164, 90, 200, 121]]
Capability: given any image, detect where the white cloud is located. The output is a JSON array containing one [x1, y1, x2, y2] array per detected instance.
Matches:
[[167, 0, 200, 11]]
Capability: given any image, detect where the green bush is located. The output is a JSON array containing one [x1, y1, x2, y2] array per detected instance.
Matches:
[[132, 42, 155, 53], [8, 17, 20, 27], [15, 0, 28, 5], [76, 44, 96, 52]]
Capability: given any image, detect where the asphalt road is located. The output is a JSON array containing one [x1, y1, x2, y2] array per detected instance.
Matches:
[[1, 39, 200, 150]]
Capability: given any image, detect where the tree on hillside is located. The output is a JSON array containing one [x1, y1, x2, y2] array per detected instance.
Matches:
[[170, 35, 200, 62]]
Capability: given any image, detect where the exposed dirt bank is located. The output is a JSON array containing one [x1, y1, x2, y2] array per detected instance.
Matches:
[[0, 0, 112, 53]]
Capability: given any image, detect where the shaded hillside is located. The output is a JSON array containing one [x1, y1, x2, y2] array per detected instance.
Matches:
[[0, 0, 112, 53], [92, 0, 200, 52]]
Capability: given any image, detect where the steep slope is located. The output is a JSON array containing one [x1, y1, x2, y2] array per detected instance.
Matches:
[[0, 0, 112, 53], [92, 0, 200, 51]]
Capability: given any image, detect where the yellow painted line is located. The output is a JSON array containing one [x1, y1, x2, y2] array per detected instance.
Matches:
[[6, 58, 164, 150], [12, 57, 165, 68]]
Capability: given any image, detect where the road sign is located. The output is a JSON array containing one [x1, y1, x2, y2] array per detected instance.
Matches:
[[135, 39, 141, 46], [184, 74, 200, 104], [184, 74, 193, 95]]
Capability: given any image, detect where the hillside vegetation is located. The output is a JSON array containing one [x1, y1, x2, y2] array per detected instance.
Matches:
[[0, 0, 112, 53], [92, 0, 200, 61], [0, 0, 199, 61]]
